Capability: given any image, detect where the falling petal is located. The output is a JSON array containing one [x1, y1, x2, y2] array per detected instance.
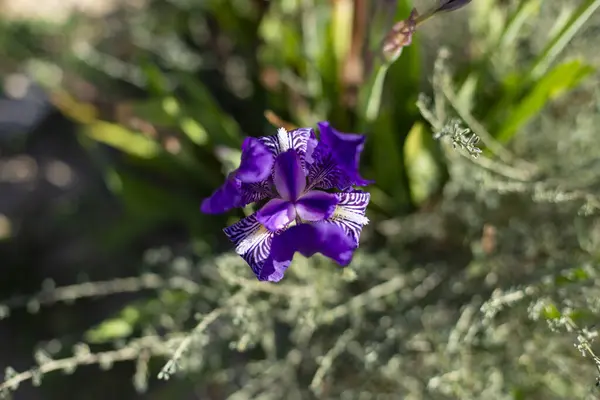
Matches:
[[223, 214, 275, 278], [200, 176, 242, 214], [236, 137, 274, 183], [327, 191, 370, 246], [258, 222, 356, 282]]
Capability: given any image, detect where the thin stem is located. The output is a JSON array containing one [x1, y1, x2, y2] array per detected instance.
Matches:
[[0, 274, 199, 312], [0, 335, 181, 392], [157, 288, 250, 380]]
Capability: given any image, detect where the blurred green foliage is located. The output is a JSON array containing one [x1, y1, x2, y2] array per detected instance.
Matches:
[[1, 0, 600, 398]]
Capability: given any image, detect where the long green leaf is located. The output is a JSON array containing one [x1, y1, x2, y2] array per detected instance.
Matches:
[[528, 0, 600, 80], [497, 60, 595, 142], [85, 122, 161, 159]]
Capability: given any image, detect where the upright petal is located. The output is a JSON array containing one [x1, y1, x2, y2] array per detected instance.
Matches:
[[258, 222, 356, 282], [307, 142, 353, 191], [304, 129, 319, 165], [241, 181, 275, 205], [295, 190, 338, 222], [201, 176, 242, 214], [273, 150, 306, 201], [236, 137, 274, 183], [223, 214, 275, 278], [256, 198, 296, 231], [317, 121, 372, 186], [327, 191, 370, 246], [259, 127, 312, 166]]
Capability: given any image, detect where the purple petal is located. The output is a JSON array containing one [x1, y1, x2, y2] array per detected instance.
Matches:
[[259, 127, 313, 167], [241, 181, 275, 205], [258, 222, 356, 282], [307, 142, 353, 190], [201, 176, 242, 214], [256, 199, 296, 231], [223, 214, 274, 278], [327, 191, 370, 246], [295, 190, 338, 222], [317, 121, 372, 187], [305, 129, 318, 165], [273, 150, 306, 201], [236, 137, 274, 183]]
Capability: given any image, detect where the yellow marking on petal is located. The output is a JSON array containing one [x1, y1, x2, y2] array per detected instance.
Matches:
[[332, 206, 369, 225], [236, 225, 270, 256], [277, 127, 290, 152]]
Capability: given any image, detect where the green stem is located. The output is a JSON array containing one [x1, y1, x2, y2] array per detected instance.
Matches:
[[365, 63, 391, 123]]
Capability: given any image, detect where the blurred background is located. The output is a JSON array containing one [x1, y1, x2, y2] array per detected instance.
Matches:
[[0, 0, 600, 398]]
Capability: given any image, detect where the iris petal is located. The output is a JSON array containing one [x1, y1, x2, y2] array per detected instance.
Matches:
[[273, 150, 306, 201], [258, 222, 356, 282], [256, 199, 296, 231], [307, 142, 353, 190], [241, 181, 275, 205], [327, 191, 370, 246], [317, 121, 372, 187], [295, 190, 338, 222], [259, 127, 313, 167], [237, 137, 274, 183], [304, 129, 319, 165], [200, 176, 242, 214], [223, 214, 275, 278]]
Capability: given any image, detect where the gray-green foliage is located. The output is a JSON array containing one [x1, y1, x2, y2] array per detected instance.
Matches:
[[2, 0, 600, 398]]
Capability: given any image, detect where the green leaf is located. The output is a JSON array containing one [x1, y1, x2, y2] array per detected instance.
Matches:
[[367, 112, 411, 212], [98, 169, 222, 250], [528, 0, 600, 81], [455, 73, 479, 114], [85, 318, 134, 344], [84, 122, 161, 159], [176, 73, 243, 147], [542, 303, 561, 320], [498, 0, 541, 50], [404, 122, 443, 205], [496, 60, 594, 142]]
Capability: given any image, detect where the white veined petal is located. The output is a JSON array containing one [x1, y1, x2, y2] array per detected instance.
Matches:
[[223, 214, 275, 277]]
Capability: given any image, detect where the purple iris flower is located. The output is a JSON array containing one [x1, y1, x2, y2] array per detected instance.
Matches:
[[201, 122, 371, 282]]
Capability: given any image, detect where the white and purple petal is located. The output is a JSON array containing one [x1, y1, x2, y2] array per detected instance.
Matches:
[[240, 180, 275, 205], [295, 190, 338, 222], [258, 222, 356, 282], [326, 191, 370, 246], [223, 214, 275, 278], [317, 121, 372, 187], [259, 127, 313, 167], [273, 150, 306, 202], [306, 142, 353, 191], [305, 129, 318, 165]]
